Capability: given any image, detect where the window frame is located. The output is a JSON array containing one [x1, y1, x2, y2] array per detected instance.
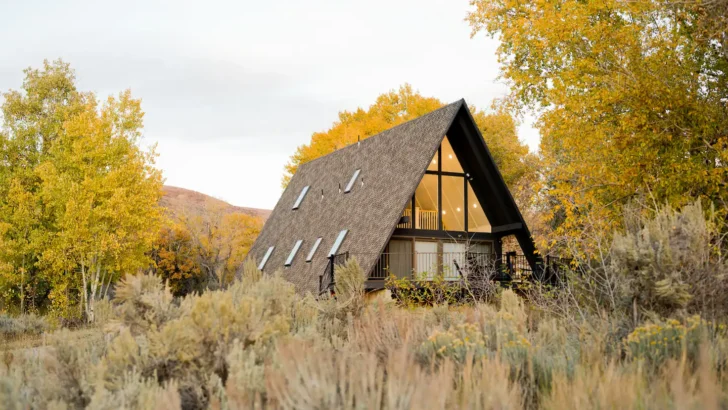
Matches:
[[285, 240, 303, 266], [328, 230, 348, 256], [292, 186, 310, 210], [344, 169, 361, 193], [306, 237, 323, 262], [258, 246, 275, 270], [413, 137, 482, 233]]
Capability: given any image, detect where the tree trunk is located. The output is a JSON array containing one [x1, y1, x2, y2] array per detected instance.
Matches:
[[86, 260, 101, 323], [19, 255, 25, 314], [81, 263, 88, 320]]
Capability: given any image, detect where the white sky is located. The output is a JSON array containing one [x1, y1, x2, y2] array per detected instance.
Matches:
[[0, 0, 539, 210]]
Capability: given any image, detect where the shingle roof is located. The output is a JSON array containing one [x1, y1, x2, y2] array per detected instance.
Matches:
[[245, 100, 464, 294]]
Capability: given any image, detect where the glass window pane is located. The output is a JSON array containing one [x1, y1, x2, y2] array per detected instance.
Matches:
[[414, 174, 438, 230], [441, 136, 464, 173], [292, 186, 309, 210], [386, 239, 413, 279], [328, 230, 348, 256], [443, 242, 466, 281], [468, 182, 490, 232], [344, 169, 361, 193], [306, 237, 322, 262], [441, 176, 464, 231], [258, 246, 275, 270], [285, 240, 303, 266], [398, 197, 413, 229], [415, 241, 438, 280], [427, 148, 438, 171]]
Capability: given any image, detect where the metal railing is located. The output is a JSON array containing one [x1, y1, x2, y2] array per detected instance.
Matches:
[[396, 208, 438, 230], [319, 251, 573, 295], [502, 252, 573, 284], [369, 252, 498, 281], [367, 251, 572, 285], [319, 252, 350, 296]]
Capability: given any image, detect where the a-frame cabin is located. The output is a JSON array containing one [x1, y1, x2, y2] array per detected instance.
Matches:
[[246, 100, 541, 295]]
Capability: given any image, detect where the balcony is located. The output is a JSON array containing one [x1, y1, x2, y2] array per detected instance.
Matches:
[[319, 251, 572, 295], [397, 208, 439, 230], [368, 252, 498, 281]]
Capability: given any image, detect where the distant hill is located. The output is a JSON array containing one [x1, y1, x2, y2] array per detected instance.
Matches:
[[161, 186, 272, 221]]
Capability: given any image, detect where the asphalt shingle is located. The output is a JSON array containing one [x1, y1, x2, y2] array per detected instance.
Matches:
[[245, 100, 464, 294]]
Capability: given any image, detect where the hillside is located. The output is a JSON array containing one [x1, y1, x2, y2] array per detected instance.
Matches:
[[160, 185, 271, 220]]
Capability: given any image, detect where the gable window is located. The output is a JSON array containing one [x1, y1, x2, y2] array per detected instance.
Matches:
[[328, 230, 348, 256], [285, 240, 303, 266], [292, 186, 310, 210], [306, 237, 323, 262], [414, 174, 439, 230], [258, 246, 275, 270], [442, 176, 464, 231], [468, 181, 490, 232], [403, 135, 490, 233], [344, 169, 361, 193], [441, 136, 464, 173]]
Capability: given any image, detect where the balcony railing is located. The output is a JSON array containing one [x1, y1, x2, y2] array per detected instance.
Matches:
[[397, 208, 438, 230], [319, 252, 349, 296], [369, 252, 499, 281], [319, 251, 573, 295]]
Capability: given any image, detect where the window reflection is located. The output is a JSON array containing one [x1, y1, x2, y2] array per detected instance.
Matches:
[[441, 176, 464, 231], [468, 182, 490, 232]]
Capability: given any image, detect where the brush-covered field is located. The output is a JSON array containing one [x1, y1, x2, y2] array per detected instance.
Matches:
[[1, 265, 727, 410], [3, 202, 728, 410]]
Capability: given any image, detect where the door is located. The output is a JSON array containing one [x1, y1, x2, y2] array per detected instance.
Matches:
[[387, 239, 413, 279], [467, 242, 494, 279], [443, 242, 466, 280], [415, 241, 438, 280]]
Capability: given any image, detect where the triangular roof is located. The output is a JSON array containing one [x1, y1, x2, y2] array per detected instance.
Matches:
[[246, 100, 538, 294]]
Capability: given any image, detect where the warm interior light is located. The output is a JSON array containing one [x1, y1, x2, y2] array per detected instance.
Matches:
[[456, 207, 461, 212], [473, 203, 477, 208], [442, 210, 447, 215], [448, 154, 453, 159], [432, 159, 437, 164]]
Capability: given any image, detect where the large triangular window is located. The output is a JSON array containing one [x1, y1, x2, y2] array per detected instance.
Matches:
[[401, 135, 490, 232]]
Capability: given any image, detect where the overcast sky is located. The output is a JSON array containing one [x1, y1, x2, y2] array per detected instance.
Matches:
[[0, 0, 539, 210]]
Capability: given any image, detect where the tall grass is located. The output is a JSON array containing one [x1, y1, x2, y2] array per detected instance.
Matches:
[[2, 201, 728, 409], [2, 267, 726, 409]]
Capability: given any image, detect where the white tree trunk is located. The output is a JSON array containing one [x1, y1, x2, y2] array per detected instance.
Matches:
[[87, 262, 101, 323], [81, 263, 88, 319]]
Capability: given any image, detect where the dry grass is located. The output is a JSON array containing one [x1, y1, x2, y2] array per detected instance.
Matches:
[[2, 269, 726, 410], [4, 201, 728, 409]]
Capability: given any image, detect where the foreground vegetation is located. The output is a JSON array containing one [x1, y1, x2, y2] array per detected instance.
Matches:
[[2, 270, 726, 409], [2, 200, 727, 410]]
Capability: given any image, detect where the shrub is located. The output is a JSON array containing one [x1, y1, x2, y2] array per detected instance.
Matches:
[[386, 274, 463, 307], [110, 273, 181, 335], [419, 323, 488, 364], [609, 201, 728, 319], [0, 313, 48, 339], [623, 315, 712, 370]]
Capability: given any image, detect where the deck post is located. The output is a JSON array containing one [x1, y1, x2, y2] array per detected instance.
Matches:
[[546, 255, 551, 283], [506, 252, 513, 280], [329, 254, 335, 292]]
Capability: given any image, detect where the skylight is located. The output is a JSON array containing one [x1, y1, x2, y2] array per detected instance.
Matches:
[[258, 246, 275, 270], [292, 186, 310, 210], [306, 237, 323, 262], [285, 240, 303, 266], [328, 230, 348, 256], [344, 169, 361, 193]]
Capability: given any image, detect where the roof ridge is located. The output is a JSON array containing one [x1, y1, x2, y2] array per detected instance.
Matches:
[[295, 99, 465, 173]]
